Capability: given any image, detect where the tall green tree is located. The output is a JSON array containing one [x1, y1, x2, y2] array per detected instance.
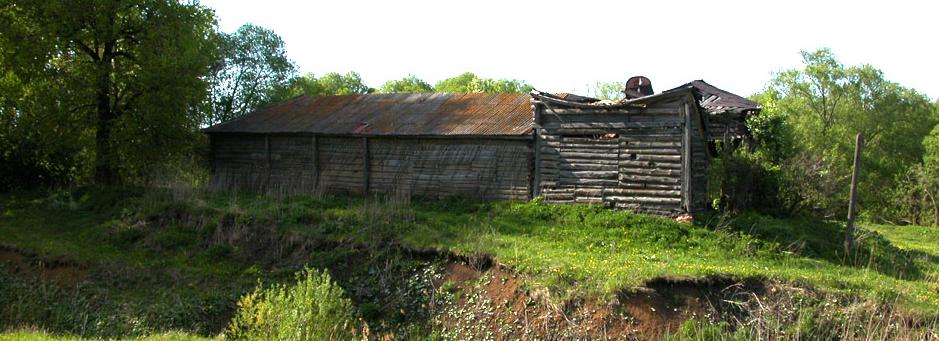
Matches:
[[434, 72, 533, 93], [316, 72, 373, 95], [208, 24, 295, 125], [919, 125, 939, 225], [270, 71, 373, 102], [586, 81, 627, 100], [379, 75, 433, 93], [0, 0, 219, 185], [756, 49, 938, 218]]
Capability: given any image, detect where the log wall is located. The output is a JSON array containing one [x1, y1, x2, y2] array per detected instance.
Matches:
[[534, 96, 707, 216], [210, 134, 531, 200]]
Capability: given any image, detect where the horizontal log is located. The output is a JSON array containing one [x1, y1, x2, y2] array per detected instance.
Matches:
[[558, 152, 619, 160], [560, 170, 618, 179], [619, 136, 682, 142], [618, 160, 681, 169], [619, 168, 681, 177], [575, 197, 604, 204], [614, 203, 681, 214], [602, 188, 681, 197], [620, 148, 681, 156], [549, 128, 683, 135], [635, 154, 681, 162], [558, 147, 619, 154], [559, 163, 617, 171], [618, 174, 681, 184], [561, 158, 620, 165], [574, 188, 603, 196], [605, 196, 681, 204], [558, 178, 619, 186], [540, 108, 678, 115], [543, 121, 682, 130], [544, 142, 619, 149], [617, 182, 682, 190]]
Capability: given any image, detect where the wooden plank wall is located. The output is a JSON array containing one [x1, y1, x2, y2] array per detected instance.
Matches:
[[688, 105, 710, 213], [208, 134, 268, 190], [536, 100, 692, 216], [209, 134, 531, 200]]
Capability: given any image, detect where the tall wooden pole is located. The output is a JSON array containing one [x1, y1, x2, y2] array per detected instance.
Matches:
[[362, 136, 370, 196], [845, 133, 864, 253]]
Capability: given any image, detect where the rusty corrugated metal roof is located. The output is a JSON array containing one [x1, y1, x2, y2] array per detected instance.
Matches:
[[679, 80, 761, 114], [204, 93, 534, 136]]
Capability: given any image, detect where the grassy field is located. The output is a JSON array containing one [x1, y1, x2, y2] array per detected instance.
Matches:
[[0, 186, 937, 339]]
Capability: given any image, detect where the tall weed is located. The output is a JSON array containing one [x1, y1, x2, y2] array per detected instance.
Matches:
[[226, 267, 358, 341]]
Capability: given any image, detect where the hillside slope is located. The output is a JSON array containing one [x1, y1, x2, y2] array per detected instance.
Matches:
[[0, 187, 936, 339]]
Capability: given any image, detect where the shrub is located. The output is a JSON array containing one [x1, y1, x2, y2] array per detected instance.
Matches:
[[226, 267, 358, 341]]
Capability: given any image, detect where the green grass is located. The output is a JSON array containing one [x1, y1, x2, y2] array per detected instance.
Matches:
[[864, 223, 939, 257], [1, 186, 937, 339], [0, 330, 215, 341]]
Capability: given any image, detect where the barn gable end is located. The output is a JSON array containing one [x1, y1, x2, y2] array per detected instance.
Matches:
[[531, 87, 710, 215]]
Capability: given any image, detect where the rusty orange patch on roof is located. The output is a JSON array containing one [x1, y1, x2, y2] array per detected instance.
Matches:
[[204, 93, 534, 136]]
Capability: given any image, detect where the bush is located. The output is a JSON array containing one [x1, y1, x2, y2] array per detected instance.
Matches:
[[226, 267, 358, 341]]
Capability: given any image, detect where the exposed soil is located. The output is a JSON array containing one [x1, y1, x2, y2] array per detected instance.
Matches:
[[0, 245, 89, 285], [430, 262, 767, 340]]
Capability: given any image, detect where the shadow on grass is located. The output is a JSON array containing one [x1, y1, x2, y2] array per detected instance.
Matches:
[[699, 212, 934, 281]]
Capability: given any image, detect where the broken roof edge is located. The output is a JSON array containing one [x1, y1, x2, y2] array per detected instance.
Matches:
[[529, 87, 694, 109], [674, 80, 762, 115]]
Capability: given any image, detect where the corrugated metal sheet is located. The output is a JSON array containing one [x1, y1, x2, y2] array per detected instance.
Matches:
[[682, 80, 760, 114], [204, 93, 533, 136]]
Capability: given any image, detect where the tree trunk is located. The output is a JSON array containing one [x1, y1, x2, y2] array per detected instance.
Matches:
[[93, 56, 116, 185]]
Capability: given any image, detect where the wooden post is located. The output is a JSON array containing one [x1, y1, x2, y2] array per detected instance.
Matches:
[[312, 135, 319, 192], [264, 134, 271, 191], [845, 133, 864, 253], [680, 103, 692, 212], [362, 136, 370, 195], [531, 102, 542, 199], [207, 134, 215, 176]]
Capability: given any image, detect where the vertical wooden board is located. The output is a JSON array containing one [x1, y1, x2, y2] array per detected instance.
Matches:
[[681, 104, 691, 211], [363, 137, 370, 195], [318, 136, 365, 194], [268, 135, 315, 194], [312, 135, 319, 192]]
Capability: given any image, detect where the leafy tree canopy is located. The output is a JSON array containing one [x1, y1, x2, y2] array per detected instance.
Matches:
[[0, 0, 219, 185], [586, 81, 627, 100], [434, 72, 533, 93], [755, 48, 939, 217], [207, 23, 296, 126], [270, 71, 374, 102], [379, 75, 433, 93]]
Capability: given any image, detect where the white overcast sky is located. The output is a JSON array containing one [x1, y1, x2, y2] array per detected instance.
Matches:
[[200, 0, 938, 100]]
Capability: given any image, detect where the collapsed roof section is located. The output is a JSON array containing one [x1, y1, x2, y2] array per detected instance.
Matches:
[[530, 79, 760, 140]]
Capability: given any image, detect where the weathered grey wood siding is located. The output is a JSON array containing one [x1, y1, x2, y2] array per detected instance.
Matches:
[[534, 96, 706, 216], [210, 134, 531, 200], [688, 105, 710, 213], [209, 134, 269, 190]]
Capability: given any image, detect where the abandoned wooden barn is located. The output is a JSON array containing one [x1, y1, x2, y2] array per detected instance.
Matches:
[[203, 93, 535, 200], [203, 80, 759, 216]]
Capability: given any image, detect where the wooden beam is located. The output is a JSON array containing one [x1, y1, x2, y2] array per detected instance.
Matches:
[[362, 136, 370, 195], [265, 134, 271, 191], [207, 134, 215, 176], [681, 104, 692, 212], [845, 133, 864, 253], [312, 134, 319, 191], [532, 102, 543, 199]]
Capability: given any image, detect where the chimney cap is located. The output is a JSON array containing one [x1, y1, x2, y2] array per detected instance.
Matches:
[[623, 76, 654, 99]]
